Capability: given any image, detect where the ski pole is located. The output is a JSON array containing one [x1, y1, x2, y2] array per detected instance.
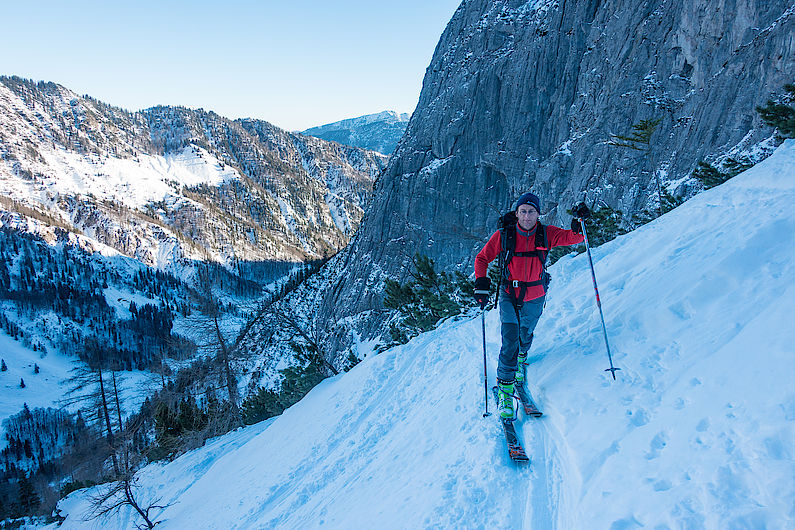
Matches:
[[481, 309, 491, 417], [579, 217, 621, 380]]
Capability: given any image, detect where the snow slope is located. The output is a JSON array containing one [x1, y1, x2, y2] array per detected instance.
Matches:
[[0, 333, 77, 433], [53, 141, 795, 528], [0, 325, 156, 452]]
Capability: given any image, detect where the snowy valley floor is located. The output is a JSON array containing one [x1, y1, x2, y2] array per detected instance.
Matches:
[[52, 142, 795, 529]]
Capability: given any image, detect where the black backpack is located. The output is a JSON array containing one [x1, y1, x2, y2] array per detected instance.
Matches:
[[496, 211, 551, 309]]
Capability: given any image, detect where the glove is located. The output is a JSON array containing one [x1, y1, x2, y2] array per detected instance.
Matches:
[[570, 218, 582, 234], [574, 202, 591, 219], [473, 277, 491, 309]]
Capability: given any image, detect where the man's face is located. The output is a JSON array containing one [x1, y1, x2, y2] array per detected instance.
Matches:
[[516, 204, 539, 230]]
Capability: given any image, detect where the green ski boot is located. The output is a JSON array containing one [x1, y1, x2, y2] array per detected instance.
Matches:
[[497, 379, 515, 420]]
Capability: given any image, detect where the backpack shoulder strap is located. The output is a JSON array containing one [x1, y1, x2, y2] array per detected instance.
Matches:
[[500, 223, 517, 279], [535, 222, 549, 264]]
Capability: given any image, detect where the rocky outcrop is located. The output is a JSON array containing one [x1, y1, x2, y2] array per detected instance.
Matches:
[[307, 0, 795, 355]]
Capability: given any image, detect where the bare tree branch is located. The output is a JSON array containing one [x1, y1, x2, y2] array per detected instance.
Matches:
[[266, 305, 339, 376]]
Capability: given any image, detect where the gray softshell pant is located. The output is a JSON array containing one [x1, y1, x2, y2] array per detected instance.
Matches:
[[497, 292, 545, 383]]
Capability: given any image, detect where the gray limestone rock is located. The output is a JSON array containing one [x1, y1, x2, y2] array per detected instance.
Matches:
[[285, 0, 795, 360]]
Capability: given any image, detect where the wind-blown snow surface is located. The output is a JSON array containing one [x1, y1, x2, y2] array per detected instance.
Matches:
[[54, 142, 795, 528]]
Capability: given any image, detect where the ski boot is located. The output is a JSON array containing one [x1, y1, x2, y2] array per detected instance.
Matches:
[[497, 379, 515, 420], [514, 352, 543, 417]]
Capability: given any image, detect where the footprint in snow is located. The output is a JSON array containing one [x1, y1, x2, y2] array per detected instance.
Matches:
[[645, 431, 668, 460], [627, 408, 650, 427]]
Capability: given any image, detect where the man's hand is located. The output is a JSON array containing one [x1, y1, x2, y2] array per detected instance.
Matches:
[[474, 277, 491, 309]]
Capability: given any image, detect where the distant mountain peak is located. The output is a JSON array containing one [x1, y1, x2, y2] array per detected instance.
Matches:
[[301, 110, 410, 155]]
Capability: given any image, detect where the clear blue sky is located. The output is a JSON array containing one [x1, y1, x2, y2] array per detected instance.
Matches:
[[1, 0, 461, 131]]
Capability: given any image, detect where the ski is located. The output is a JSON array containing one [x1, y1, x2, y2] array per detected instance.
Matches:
[[492, 387, 530, 462], [515, 383, 543, 417]]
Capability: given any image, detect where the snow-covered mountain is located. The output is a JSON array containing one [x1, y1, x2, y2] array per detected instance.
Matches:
[[301, 110, 410, 155], [52, 141, 795, 528], [0, 76, 387, 268], [0, 76, 387, 472]]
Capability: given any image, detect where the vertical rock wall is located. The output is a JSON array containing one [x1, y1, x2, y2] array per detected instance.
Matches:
[[308, 0, 794, 353]]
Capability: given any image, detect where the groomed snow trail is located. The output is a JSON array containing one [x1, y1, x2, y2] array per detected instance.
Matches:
[[54, 141, 795, 529]]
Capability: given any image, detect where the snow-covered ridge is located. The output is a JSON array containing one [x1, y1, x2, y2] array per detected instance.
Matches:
[[53, 142, 795, 528], [303, 110, 409, 131], [2, 143, 236, 211], [0, 77, 386, 267], [301, 110, 410, 155]]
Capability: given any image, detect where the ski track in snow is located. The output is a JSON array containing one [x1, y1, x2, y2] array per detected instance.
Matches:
[[522, 415, 553, 529], [516, 383, 579, 529], [50, 141, 795, 529]]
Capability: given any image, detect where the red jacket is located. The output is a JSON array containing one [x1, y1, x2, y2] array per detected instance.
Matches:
[[475, 222, 584, 301]]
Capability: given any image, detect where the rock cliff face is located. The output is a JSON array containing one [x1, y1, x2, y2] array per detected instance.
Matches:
[[307, 0, 795, 355]]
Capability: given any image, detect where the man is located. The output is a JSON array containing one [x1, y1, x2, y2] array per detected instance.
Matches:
[[474, 192, 590, 419]]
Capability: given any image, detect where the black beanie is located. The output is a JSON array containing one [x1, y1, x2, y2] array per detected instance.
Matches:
[[515, 192, 541, 214]]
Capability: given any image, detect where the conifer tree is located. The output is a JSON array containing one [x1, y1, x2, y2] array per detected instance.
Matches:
[[62, 341, 121, 476], [692, 161, 728, 189], [756, 83, 795, 138], [17, 473, 40, 514], [382, 254, 474, 349], [723, 157, 754, 176], [692, 155, 755, 191], [607, 117, 681, 216], [607, 118, 662, 151]]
